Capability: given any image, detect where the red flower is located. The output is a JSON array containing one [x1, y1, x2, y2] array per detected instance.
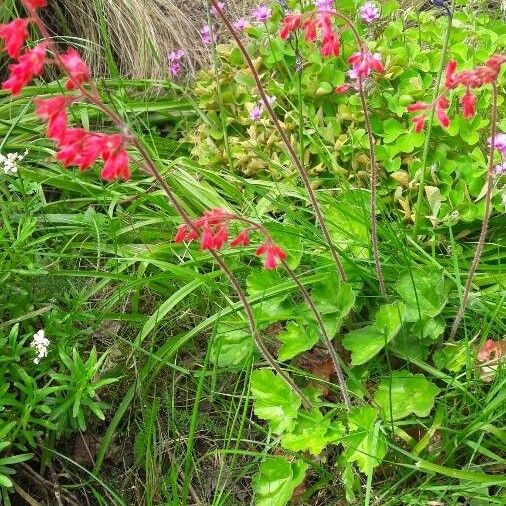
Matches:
[[461, 91, 476, 118], [406, 102, 430, 113], [444, 60, 457, 88], [0, 18, 30, 59], [212, 227, 229, 250], [175, 224, 188, 243], [334, 84, 350, 94], [60, 48, 91, 90], [256, 242, 287, 269], [302, 19, 317, 42], [412, 115, 425, 133], [2, 43, 46, 95], [279, 13, 301, 40], [321, 32, 340, 58], [230, 229, 250, 247], [348, 50, 384, 79], [435, 96, 450, 128], [101, 147, 130, 181], [55, 128, 88, 166], [200, 226, 214, 250], [34, 96, 69, 141], [24, 0, 47, 8]]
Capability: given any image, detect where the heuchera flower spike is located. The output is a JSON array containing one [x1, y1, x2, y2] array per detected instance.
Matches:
[[408, 55, 506, 131]]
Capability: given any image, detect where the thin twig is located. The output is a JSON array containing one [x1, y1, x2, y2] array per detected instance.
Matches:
[[449, 83, 498, 340], [281, 261, 352, 410]]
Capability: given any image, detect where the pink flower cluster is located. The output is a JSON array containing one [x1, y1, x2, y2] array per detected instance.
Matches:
[[174, 208, 287, 269], [168, 49, 185, 76], [0, 1, 130, 181], [35, 97, 130, 180], [407, 55, 506, 132]]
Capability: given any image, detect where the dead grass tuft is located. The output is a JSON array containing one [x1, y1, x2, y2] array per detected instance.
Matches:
[[48, 0, 257, 79]]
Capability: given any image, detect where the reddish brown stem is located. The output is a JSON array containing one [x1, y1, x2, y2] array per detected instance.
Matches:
[[210, 0, 347, 283], [357, 77, 386, 298], [24, 1, 312, 410], [222, 213, 352, 410], [449, 83, 498, 340]]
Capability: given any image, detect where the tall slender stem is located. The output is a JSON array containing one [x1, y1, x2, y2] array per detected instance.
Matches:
[[449, 83, 498, 340], [281, 261, 352, 410], [210, 0, 347, 283], [25, 1, 312, 410], [357, 77, 386, 298], [412, 4, 454, 238]]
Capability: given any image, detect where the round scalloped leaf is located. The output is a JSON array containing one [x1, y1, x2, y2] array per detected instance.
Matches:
[[254, 457, 308, 506], [251, 369, 301, 434], [373, 371, 440, 420]]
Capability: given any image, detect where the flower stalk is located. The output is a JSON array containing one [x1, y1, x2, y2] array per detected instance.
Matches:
[[449, 83, 498, 340]]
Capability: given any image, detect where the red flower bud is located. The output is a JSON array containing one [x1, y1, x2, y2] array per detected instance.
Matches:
[[461, 91, 476, 118]]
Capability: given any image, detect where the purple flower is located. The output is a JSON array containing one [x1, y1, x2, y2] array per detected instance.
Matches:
[[233, 18, 250, 31], [360, 2, 380, 23], [200, 25, 212, 45], [490, 133, 506, 155], [495, 162, 506, 175], [168, 49, 185, 76], [250, 105, 263, 120], [252, 5, 272, 23], [249, 95, 276, 120], [314, 0, 334, 10], [210, 1, 225, 16]]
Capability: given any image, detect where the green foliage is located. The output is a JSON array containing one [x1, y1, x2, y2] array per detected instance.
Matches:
[[342, 302, 405, 365], [254, 457, 308, 506], [250, 369, 301, 434], [373, 371, 440, 421]]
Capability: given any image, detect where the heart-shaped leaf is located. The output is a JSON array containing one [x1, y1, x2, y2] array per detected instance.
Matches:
[[282, 410, 344, 455], [278, 322, 319, 361]]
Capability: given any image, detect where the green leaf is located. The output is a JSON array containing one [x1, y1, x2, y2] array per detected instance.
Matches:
[[277, 322, 319, 361], [254, 457, 308, 506], [373, 371, 440, 420], [251, 369, 301, 434], [247, 270, 284, 296], [342, 302, 405, 365], [0, 473, 13, 487], [211, 320, 253, 367], [311, 280, 355, 316], [396, 269, 447, 321], [282, 410, 344, 455], [342, 406, 386, 475]]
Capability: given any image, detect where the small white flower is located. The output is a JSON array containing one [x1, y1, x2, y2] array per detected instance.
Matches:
[[31, 329, 50, 364], [0, 150, 28, 175]]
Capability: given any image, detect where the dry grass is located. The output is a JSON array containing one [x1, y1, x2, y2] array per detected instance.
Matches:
[[48, 0, 257, 79]]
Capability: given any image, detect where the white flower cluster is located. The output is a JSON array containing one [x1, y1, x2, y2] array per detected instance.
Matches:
[[0, 150, 27, 175], [31, 329, 50, 364]]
